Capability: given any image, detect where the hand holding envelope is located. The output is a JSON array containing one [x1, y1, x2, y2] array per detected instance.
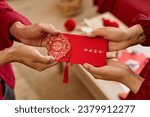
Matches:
[[48, 33, 108, 83]]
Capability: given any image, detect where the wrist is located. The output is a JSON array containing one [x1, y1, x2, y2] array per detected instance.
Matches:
[[0, 47, 16, 65], [10, 21, 26, 42], [121, 72, 144, 94], [127, 24, 145, 46]]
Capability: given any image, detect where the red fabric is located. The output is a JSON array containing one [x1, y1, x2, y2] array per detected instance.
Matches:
[[97, 0, 115, 14], [126, 60, 150, 100], [95, 0, 150, 26], [58, 33, 107, 67], [93, 0, 98, 6], [0, 0, 31, 99], [132, 14, 150, 46], [102, 18, 119, 28], [0, 83, 2, 100]]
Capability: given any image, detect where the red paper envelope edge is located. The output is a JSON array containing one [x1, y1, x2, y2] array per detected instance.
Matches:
[[56, 33, 108, 67]]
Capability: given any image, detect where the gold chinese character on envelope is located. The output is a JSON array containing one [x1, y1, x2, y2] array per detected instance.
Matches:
[[49, 34, 71, 60]]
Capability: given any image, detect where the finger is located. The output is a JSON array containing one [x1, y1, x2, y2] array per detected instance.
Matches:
[[39, 62, 58, 70], [108, 41, 129, 51], [106, 51, 118, 59], [41, 34, 51, 48], [48, 61, 58, 67], [83, 63, 104, 75], [46, 44, 50, 51], [86, 28, 106, 38], [32, 61, 58, 71], [34, 55, 55, 64], [107, 60, 130, 70], [41, 24, 60, 35], [92, 74, 103, 79]]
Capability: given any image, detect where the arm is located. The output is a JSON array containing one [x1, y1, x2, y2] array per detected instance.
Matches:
[[0, 0, 59, 49], [83, 60, 144, 94], [87, 24, 145, 52], [87, 14, 150, 51], [0, 45, 56, 71], [0, 48, 15, 66], [0, 0, 31, 48], [132, 14, 150, 46]]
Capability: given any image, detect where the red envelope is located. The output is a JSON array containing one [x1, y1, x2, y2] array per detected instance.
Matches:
[[49, 33, 108, 67], [49, 33, 107, 84]]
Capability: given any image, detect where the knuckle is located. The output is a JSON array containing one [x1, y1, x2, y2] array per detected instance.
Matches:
[[35, 23, 43, 27]]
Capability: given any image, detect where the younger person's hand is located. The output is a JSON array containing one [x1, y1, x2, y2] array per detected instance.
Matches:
[[87, 25, 145, 51], [83, 60, 144, 94], [10, 22, 60, 50]]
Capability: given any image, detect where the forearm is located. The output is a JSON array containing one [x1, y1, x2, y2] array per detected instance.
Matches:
[[10, 21, 25, 42], [132, 14, 150, 46], [120, 72, 144, 94], [0, 48, 15, 66], [127, 24, 145, 46]]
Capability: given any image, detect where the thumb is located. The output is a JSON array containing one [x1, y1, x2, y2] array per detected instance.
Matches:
[[42, 24, 60, 35], [36, 55, 55, 64], [83, 63, 108, 76], [83, 63, 101, 74]]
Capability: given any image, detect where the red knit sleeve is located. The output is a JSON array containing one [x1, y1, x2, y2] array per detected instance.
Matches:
[[0, 0, 31, 49], [132, 14, 150, 46]]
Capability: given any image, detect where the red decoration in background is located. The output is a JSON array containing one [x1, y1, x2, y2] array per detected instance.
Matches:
[[64, 18, 76, 31], [93, 0, 99, 5], [118, 51, 149, 74], [102, 18, 119, 28]]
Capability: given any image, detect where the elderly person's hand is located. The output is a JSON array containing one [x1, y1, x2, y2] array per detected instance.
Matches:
[[10, 22, 60, 50], [0, 45, 57, 71]]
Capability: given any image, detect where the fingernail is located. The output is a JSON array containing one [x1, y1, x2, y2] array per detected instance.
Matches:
[[49, 56, 55, 63]]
